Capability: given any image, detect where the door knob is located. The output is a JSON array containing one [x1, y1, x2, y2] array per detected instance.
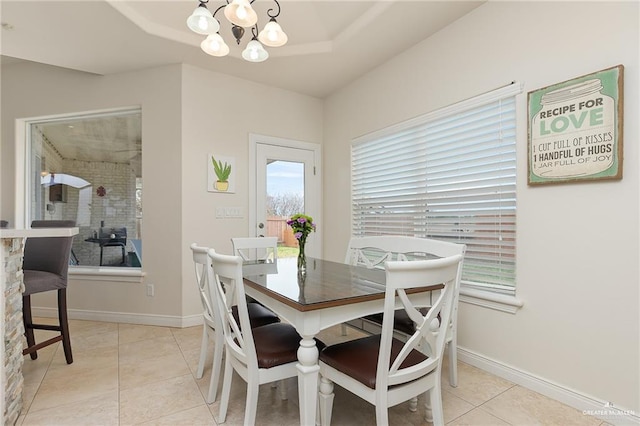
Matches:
[[258, 222, 264, 229]]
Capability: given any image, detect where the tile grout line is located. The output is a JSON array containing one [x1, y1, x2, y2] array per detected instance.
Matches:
[[169, 327, 214, 424], [20, 339, 60, 421], [441, 368, 518, 426], [170, 327, 217, 413], [472, 383, 518, 425]]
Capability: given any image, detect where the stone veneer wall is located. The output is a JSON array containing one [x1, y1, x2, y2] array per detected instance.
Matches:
[[2, 237, 25, 426], [63, 160, 137, 266]]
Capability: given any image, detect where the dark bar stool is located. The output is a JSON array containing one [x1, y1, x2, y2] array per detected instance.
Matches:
[[22, 220, 76, 364]]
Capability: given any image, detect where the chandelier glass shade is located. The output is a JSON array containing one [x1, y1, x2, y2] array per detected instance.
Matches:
[[186, 5, 220, 35], [242, 38, 269, 62], [201, 33, 230, 57], [224, 0, 258, 28], [258, 19, 287, 47], [187, 0, 287, 63]]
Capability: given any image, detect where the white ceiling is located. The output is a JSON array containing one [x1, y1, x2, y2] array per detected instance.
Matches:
[[0, 0, 484, 99], [36, 113, 142, 162], [34, 112, 143, 174], [1, 0, 483, 166]]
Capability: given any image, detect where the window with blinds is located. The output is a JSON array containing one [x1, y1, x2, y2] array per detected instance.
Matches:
[[351, 83, 522, 295]]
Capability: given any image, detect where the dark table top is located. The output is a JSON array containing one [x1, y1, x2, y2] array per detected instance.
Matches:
[[243, 257, 441, 312]]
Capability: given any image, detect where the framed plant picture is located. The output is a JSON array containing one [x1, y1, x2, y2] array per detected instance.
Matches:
[[208, 154, 236, 193], [527, 65, 624, 185]]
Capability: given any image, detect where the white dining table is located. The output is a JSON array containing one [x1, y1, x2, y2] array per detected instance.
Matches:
[[242, 257, 440, 426]]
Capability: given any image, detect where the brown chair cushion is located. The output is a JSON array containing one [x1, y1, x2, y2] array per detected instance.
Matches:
[[319, 334, 427, 389], [252, 323, 325, 369], [232, 302, 281, 329], [364, 307, 430, 335]]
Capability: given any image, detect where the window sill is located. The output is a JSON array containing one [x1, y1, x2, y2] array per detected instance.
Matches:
[[459, 287, 523, 314], [69, 266, 146, 283]]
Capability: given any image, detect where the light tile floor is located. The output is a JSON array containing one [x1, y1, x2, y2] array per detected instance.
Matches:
[[17, 319, 608, 426]]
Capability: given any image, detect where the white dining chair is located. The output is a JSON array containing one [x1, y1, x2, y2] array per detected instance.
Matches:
[[231, 236, 278, 263], [343, 235, 466, 387], [208, 250, 323, 425], [318, 253, 464, 426], [190, 243, 280, 404]]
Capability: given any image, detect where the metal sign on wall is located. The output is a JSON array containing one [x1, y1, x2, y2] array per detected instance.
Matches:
[[528, 65, 624, 185]]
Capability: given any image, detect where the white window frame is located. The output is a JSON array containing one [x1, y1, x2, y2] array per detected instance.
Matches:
[[14, 107, 145, 283], [351, 83, 524, 313]]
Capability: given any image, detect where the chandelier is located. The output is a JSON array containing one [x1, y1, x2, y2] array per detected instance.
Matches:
[[187, 0, 288, 63]]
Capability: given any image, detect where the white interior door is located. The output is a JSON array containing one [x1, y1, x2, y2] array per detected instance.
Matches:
[[249, 134, 321, 258]]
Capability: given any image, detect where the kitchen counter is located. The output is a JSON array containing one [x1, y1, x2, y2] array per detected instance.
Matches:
[[2, 227, 79, 425]]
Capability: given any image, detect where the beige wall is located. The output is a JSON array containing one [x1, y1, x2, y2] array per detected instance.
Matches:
[[179, 64, 323, 318], [0, 61, 322, 323], [1, 63, 184, 317], [323, 1, 639, 414]]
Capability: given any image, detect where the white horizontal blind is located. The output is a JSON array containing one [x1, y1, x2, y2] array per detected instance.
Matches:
[[352, 83, 522, 294]]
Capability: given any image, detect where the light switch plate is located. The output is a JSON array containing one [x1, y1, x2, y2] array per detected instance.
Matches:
[[225, 207, 243, 218]]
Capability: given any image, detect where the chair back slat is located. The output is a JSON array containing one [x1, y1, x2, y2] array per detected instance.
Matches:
[[346, 235, 463, 266], [377, 254, 463, 389], [352, 248, 394, 268], [346, 235, 466, 362], [208, 250, 256, 370], [190, 244, 218, 327], [231, 237, 278, 263]]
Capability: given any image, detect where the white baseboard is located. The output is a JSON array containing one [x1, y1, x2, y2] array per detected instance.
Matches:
[[457, 347, 639, 426], [31, 307, 203, 328]]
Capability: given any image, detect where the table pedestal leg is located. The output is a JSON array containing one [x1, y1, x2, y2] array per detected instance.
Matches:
[[297, 335, 319, 426]]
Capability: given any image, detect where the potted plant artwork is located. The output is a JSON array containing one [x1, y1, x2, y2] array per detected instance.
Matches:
[[212, 156, 232, 192]]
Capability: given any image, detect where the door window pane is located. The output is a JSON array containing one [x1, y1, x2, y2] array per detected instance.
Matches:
[[265, 160, 304, 257]]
